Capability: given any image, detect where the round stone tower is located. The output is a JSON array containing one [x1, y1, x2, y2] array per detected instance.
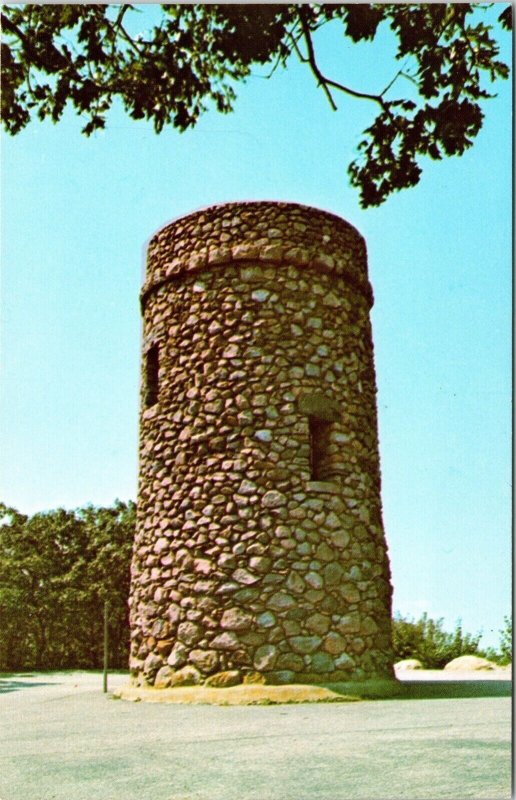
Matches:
[[129, 201, 394, 688]]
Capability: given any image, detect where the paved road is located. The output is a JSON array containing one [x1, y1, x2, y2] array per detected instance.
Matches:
[[0, 672, 511, 800]]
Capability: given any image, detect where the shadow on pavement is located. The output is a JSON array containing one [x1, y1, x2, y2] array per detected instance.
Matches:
[[323, 678, 512, 701], [0, 676, 62, 694], [396, 679, 512, 699]]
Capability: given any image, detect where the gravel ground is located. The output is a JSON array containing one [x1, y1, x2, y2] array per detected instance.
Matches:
[[0, 671, 511, 800]]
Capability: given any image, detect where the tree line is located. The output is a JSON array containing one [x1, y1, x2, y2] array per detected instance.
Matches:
[[0, 500, 510, 671], [0, 501, 134, 670]]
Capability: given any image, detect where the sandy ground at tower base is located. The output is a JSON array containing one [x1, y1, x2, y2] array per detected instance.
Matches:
[[113, 668, 511, 705], [114, 681, 368, 705]]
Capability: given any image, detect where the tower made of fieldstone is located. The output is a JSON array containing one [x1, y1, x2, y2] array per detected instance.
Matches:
[[129, 201, 394, 688]]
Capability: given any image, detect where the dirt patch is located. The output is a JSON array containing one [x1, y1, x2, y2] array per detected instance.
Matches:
[[112, 678, 404, 705]]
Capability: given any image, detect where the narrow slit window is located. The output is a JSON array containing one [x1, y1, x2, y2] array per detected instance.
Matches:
[[145, 344, 160, 407], [309, 416, 332, 481]]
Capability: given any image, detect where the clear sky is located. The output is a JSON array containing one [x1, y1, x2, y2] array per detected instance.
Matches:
[[1, 7, 511, 648]]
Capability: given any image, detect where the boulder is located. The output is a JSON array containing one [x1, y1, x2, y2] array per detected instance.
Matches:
[[444, 655, 497, 671], [395, 659, 424, 671]]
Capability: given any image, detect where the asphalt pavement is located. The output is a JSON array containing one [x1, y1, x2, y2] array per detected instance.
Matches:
[[0, 671, 511, 800]]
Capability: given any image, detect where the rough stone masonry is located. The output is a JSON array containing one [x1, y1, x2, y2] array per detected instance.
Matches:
[[129, 201, 394, 688]]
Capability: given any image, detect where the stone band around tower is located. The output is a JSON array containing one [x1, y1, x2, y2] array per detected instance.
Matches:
[[141, 201, 373, 310]]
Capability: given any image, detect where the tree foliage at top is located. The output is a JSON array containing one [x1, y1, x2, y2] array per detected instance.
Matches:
[[1, 4, 511, 207]]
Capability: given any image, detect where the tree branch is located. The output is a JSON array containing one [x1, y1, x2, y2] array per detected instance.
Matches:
[[298, 9, 337, 110], [297, 7, 392, 116]]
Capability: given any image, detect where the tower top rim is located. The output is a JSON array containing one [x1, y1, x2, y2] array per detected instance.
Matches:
[[147, 200, 364, 246], [141, 200, 372, 309]]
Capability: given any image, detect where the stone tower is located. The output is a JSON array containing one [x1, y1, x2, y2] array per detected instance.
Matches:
[[129, 201, 394, 688]]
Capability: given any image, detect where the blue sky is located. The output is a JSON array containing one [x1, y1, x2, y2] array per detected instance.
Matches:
[[1, 7, 511, 648]]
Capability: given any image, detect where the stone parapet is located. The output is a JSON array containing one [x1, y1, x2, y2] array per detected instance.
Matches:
[[141, 201, 373, 310]]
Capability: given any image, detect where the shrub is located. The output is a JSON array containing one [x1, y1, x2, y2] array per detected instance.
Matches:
[[498, 616, 512, 665], [392, 612, 483, 669]]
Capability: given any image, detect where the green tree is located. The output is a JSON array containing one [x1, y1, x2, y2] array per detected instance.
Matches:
[[77, 501, 136, 668], [1, 4, 511, 207], [0, 500, 135, 671], [498, 615, 512, 664], [392, 612, 483, 669]]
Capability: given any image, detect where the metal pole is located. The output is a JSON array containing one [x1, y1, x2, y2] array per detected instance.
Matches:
[[103, 599, 109, 693]]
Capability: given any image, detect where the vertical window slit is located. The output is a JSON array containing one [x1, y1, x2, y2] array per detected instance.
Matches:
[[309, 416, 332, 481], [145, 344, 159, 407]]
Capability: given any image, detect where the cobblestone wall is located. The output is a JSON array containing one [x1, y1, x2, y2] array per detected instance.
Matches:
[[130, 202, 394, 688]]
